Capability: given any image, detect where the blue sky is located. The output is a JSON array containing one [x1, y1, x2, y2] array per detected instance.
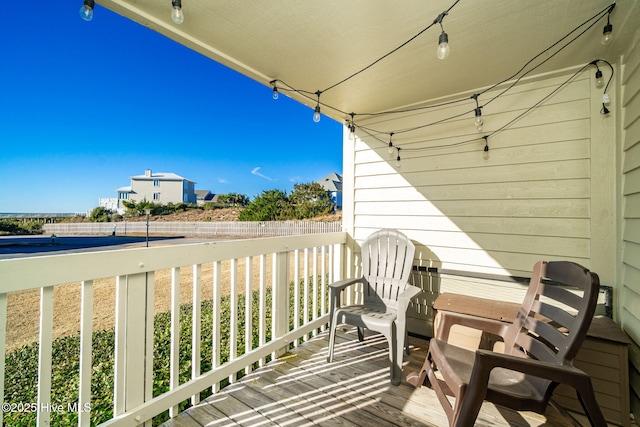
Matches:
[[0, 3, 342, 213]]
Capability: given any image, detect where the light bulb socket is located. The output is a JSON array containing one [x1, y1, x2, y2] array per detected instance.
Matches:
[[484, 144, 489, 152], [172, 0, 182, 7], [474, 107, 482, 118], [603, 23, 612, 36], [84, 0, 94, 8], [438, 32, 449, 45]]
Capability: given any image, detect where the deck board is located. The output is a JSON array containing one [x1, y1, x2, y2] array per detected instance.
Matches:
[[161, 329, 575, 427]]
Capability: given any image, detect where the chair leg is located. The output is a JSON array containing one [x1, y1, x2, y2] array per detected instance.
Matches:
[[388, 326, 400, 385], [327, 312, 338, 363], [357, 326, 364, 342], [575, 379, 607, 427]]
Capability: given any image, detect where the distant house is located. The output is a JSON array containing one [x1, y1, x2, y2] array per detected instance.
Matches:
[[195, 190, 215, 206], [316, 172, 342, 210], [101, 169, 197, 213]]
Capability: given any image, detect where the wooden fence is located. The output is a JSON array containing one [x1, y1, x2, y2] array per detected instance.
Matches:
[[43, 221, 342, 237]]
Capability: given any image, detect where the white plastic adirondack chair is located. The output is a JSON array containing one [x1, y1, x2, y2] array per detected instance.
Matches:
[[326, 229, 420, 385]]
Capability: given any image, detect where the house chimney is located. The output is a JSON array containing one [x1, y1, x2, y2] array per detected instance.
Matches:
[[145, 169, 152, 177]]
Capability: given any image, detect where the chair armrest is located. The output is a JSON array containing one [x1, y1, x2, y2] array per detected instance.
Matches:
[[328, 277, 363, 292], [397, 284, 421, 313], [473, 349, 589, 384], [436, 311, 510, 341]]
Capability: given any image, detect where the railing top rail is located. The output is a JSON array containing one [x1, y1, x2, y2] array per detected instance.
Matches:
[[0, 232, 348, 293]]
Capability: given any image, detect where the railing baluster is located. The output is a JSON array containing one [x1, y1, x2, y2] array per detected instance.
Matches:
[[273, 251, 289, 358], [321, 246, 327, 331], [303, 248, 309, 341], [229, 258, 238, 383], [293, 249, 300, 347], [312, 247, 318, 336], [113, 276, 126, 416], [191, 265, 202, 405], [37, 286, 54, 427], [169, 268, 180, 418], [244, 256, 252, 375], [78, 281, 93, 427], [212, 261, 221, 393], [258, 254, 266, 367]]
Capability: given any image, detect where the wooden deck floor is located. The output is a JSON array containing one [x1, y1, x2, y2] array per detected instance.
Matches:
[[161, 328, 576, 427]]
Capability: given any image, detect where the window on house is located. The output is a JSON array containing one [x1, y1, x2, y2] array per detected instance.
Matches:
[[154, 179, 160, 187], [119, 193, 128, 200], [153, 193, 160, 201]]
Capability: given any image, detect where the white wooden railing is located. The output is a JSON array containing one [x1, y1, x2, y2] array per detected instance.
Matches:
[[0, 232, 351, 426]]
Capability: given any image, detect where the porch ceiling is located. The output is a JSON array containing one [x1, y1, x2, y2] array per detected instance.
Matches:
[[97, 0, 639, 122]]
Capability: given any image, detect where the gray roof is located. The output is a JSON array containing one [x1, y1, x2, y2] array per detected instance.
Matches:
[[131, 172, 195, 183], [316, 173, 342, 192], [116, 186, 134, 193]]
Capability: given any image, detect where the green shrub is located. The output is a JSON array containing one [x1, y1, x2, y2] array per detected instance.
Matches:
[[0, 219, 43, 235]]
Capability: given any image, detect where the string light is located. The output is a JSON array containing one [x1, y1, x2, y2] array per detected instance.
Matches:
[[79, 0, 94, 21], [595, 68, 604, 88], [271, 81, 279, 100], [347, 113, 356, 140], [601, 3, 615, 45], [266, 3, 614, 155], [395, 147, 401, 168], [434, 12, 450, 59], [171, 0, 184, 25], [483, 136, 489, 160], [471, 94, 483, 132], [388, 133, 395, 154], [313, 91, 322, 123]]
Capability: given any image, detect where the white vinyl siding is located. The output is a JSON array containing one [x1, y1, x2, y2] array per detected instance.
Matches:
[[346, 69, 614, 279], [620, 37, 640, 420]]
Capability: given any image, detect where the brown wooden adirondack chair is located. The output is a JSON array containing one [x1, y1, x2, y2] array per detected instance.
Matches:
[[326, 229, 420, 385], [407, 261, 606, 427]]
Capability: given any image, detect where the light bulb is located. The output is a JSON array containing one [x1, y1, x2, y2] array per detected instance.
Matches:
[[595, 69, 604, 88], [272, 87, 279, 100], [388, 142, 394, 154], [601, 23, 613, 45], [171, 0, 184, 25], [79, 0, 94, 21], [475, 117, 484, 132], [437, 32, 450, 60], [474, 108, 483, 132], [396, 156, 401, 168], [348, 124, 355, 140], [313, 105, 321, 123]]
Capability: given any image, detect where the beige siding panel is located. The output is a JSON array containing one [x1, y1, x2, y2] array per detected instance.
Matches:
[[355, 215, 589, 238], [355, 179, 589, 202], [625, 92, 640, 130], [625, 219, 640, 243], [356, 139, 590, 175], [354, 199, 590, 218], [355, 159, 589, 188], [626, 193, 640, 218], [623, 115, 640, 151], [624, 168, 640, 194]]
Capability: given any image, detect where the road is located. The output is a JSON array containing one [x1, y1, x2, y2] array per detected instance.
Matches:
[[0, 235, 218, 260]]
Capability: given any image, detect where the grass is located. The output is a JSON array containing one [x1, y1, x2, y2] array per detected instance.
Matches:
[[3, 279, 325, 426]]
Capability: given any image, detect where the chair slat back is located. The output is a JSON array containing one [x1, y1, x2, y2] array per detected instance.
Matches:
[[361, 229, 415, 307], [503, 261, 600, 365]]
